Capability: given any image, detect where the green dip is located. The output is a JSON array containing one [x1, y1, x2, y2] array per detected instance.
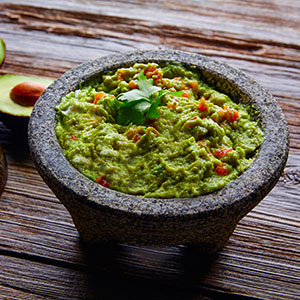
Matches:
[[55, 63, 264, 198]]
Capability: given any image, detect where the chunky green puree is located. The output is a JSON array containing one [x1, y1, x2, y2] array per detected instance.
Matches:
[[55, 63, 264, 198]]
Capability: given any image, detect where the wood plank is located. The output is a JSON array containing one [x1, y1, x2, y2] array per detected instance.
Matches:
[[0, 121, 299, 298], [0, 253, 224, 300], [1, 1, 299, 148]]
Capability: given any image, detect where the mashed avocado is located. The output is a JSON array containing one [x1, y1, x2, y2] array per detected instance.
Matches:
[[55, 63, 264, 198]]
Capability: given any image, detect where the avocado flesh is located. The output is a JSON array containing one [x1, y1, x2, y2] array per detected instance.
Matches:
[[0, 74, 52, 132], [0, 74, 52, 117], [0, 39, 5, 67]]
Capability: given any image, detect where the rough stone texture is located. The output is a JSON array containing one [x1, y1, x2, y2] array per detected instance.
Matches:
[[28, 50, 289, 252]]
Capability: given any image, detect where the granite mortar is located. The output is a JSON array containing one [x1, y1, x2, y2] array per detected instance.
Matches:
[[28, 50, 289, 252]]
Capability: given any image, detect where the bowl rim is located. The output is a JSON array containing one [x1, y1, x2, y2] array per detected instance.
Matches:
[[28, 49, 289, 218]]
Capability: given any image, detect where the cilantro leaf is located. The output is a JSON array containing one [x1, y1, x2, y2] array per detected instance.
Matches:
[[146, 90, 163, 120], [116, 99, 151, 126], [136, 71, 161, 98], [117, 71, 160, 104], [117, 89, 146, 103], [114, 69, 184, 126]]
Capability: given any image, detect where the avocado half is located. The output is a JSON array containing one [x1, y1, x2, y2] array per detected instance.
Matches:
[[0, 74, 53, 132], [0, 39, 5, 67], [0, 144, 7, 196]]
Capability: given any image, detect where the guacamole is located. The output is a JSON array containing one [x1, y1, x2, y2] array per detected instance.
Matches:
[[55, 63, 264, 198]]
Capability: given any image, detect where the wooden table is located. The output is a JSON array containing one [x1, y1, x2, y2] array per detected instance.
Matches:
[[0, 1, 299, 299]]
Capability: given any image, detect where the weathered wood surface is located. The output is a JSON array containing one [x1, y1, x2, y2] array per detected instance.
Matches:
[[0, 0, 299, 299]]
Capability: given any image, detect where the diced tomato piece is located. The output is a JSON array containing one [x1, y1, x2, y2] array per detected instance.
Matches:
[[71, 135, 77, 141], [215, 163, 229, 176], [117, 72, 123, 81], [198, 97, 208, 112], [214, 148, 233, 158], [128, 80, 138, 89], [96, 176, 110, 187], [230, 109, 239, 122], [144, 66, 157, 78], [153, 73, 162, 83], [182, 91, 189, 98], [125, 129, 135, 139], [222, 105, 239, 122], [144, 66, 162, 83], [167, 101, 178, 109], [133, 133, 141, 142], [93, 92, 105, 104], [150, 127, 160, 136], [145, 65, 156, 73], [189, 81, 198, 91]]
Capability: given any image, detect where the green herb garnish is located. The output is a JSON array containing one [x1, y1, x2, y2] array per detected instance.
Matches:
[[114, 70, 182, 125]]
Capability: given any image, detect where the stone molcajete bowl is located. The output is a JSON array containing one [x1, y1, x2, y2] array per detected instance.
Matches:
[[28, 50, 289, 252]]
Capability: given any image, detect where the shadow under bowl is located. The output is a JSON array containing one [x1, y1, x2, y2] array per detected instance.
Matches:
[[28, 50, 289, 252]]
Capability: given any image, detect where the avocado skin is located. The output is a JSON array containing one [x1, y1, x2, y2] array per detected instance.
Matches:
[[0, 111, 29, 136], [0, 38, 5, 68], [0, 144, 7, 196]]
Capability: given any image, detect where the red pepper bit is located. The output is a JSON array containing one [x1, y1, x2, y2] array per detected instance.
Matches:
[[230, 109, 239, 122], [167, 101, 178, 109], [182, 83, 188, 90], [96, 176, 110, 188], [150, 121, 159, 130], [93, 92, 105, 104], [223, 105, 239, 122], [160, 79, 166, 86], [189, 81, 198, 91], [128, 80, 138, 89], [198, 97, 208, 112], [150, 127, 160, 136], [117, 71, 124, 81], [215, 163, 229, 176], [154, 71, 162, 81], [125, 129, 135, 139], [214, 147, 233, 158], [70, 135, 77, 141], [145, 66, 162, 84], [182, 91, 189, 98], [133, 133, 142, 142], [117, 73, 123, 81], [144, 66, 158, 78]]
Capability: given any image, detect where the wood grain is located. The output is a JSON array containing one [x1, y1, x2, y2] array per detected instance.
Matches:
[[0, 0, 299, 299]]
